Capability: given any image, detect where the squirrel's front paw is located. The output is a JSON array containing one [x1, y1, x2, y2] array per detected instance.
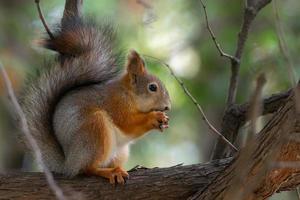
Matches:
[[151, 111, 169, 132]]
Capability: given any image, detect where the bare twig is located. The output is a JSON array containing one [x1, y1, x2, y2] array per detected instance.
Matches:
[[246, 73, 266, 141], [272, 0, 300, 114], [144, 55, 238, 152], [34, 0, 54, 39], [296, 83, 300, 113], [223, 74, 266, 200], [198, 0, 239, 64], [137, 0, 157, 25], [0, 61, 67, 200], [272, 0, 297, 86], [297, 187, 300, 200], [136, 0, 152, 9]]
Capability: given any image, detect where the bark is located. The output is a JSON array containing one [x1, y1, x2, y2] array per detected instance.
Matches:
[[0, 160, 230, 200], [216, 88, 292, 155], [0, 86, 299, 200], [0, 157, 295, 200], [191, 85, 300, 200]]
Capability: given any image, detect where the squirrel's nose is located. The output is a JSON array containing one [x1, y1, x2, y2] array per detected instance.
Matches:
[[164, 105, 171, 111]]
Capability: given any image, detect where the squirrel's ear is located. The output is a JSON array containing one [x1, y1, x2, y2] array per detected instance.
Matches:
[[126, 50, 146, 75]]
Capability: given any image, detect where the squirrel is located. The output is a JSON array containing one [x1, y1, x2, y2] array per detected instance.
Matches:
[[20, 16, 171, 184]]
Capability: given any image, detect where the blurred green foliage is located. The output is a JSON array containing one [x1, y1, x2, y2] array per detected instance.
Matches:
[[0, 0, 299, 199]]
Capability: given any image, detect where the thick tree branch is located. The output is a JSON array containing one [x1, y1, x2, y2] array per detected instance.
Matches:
[[0, 160, 231, 200], [1, 85, 299, 200], [217, 88, 292, 152]]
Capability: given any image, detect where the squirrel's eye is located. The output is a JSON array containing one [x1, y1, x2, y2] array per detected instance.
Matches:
[[148, 83, 158, 92]]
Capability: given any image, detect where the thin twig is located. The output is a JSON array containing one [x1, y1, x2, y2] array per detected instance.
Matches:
[[246, 73, 266, 142], [144, 55, 238, 152], [272, 0, 297, 86], [297, 187, 300, 200], [272, 0, 300, 114], [137, 0, 157, 25], [296, 83, 300, 114], [198, 0, 239, 64], [0, 61, 66, 200], [35, 0, 54, 39], [224, 74, 266, 200], [136, 0, 152, 9]]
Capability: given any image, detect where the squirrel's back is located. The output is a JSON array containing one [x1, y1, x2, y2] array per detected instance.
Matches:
[[21, 17, 121, 174]]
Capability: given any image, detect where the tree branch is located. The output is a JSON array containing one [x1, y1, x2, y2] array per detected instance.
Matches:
[[190, 84, 300, 200], [0, 62, 66, 200], [246, 73, 266, 141], [144, 55, 237, 152], [1, 84, 298, 200], [198, 0, 239, 63], [34, 0, 54, 39], [272, 0, 297, 86], [212, 0, 274, 159], [0, 159, 231, 200], [217, 87, 292, 151], [0, 1, 85, 199], [226, 5, 256, 107]]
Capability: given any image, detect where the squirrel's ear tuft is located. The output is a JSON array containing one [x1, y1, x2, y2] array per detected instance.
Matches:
[[126, 50, 146, 75]]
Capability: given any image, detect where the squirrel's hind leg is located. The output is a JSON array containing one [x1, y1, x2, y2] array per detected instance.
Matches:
[[80, 107, 129, 184], [63, 133, 94, 176], [84, 142, 130, 184], [63, 106, 113, 177]]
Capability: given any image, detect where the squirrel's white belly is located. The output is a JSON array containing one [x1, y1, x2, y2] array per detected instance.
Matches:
[[100, 113, 132, 167]]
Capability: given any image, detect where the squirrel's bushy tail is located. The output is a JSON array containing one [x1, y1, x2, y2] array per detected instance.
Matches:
[[21, 17, 120, 173]]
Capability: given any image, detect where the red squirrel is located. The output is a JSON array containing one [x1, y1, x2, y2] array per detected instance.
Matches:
[[21, 14, 171, 184]]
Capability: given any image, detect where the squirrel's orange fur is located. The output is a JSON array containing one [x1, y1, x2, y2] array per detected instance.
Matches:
[[78, 52, 170, 183]]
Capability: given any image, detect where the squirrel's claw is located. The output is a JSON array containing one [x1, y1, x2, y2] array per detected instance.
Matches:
[[109, 167, 129, 185], [159, 124, 169, 132]]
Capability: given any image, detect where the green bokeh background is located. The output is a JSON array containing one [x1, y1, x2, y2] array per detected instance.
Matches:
[[0, 0, 299, 199]]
